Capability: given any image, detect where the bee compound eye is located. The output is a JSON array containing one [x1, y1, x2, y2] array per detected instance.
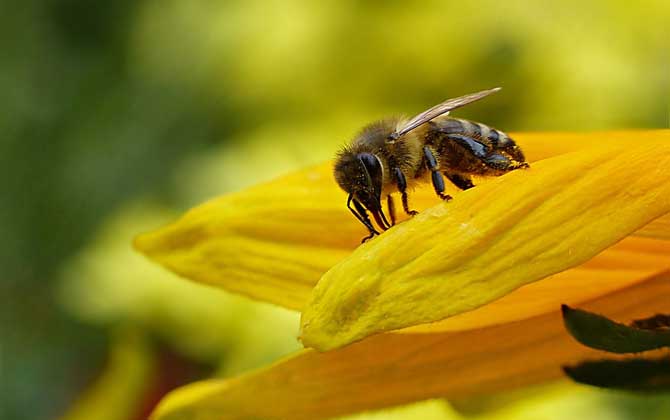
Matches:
[[358, 153, 381, 176], [356, 153, 383, 198]]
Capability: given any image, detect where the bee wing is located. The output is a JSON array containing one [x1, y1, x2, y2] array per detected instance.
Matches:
[[389, 87, 501, 140]]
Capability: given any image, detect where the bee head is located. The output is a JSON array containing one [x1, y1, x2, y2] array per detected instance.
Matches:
[[334, 150, 390, 230], [335, 151, 383, 205]]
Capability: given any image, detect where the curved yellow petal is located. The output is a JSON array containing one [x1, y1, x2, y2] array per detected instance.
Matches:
[[404, 236, 670, 333], [151, 270, 670, 420], [133, 163, 351, 310], [634, 215, 670, 240], [134, 131, 670, 310], [518, 130, 670, 241], [518, 129, 670, 162], [60, 328, 155, 420], [300, 141, 670, 350]]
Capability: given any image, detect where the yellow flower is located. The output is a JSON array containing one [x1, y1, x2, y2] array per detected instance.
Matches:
[[135, 130, 670, 420]]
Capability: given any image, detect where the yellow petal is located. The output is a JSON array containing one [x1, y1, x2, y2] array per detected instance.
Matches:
[[134, 163, 351, 310], [523, 130, 670, 240], [517, 129, 670, 162], [60, 328, 155, 420], [300, 141, 670, 350], [404, 236, 670, 333], [151, 270, 670, 420], [135, 131, 670, 311], [634, 214, 670, 240]]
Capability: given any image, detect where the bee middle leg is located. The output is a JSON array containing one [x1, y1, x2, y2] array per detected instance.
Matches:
[[393, 167, 418, 216], [387, 194, 396, 226], [423, 146, 452, 201]]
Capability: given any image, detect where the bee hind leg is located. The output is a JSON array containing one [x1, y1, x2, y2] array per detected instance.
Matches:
[[483, 153, 528, 172], [393, 168, 418, 216], [500, 140, 528, 165], [445, 173, 475, 190], [423, 146, 452, 201], [443, 133, 529, 174]]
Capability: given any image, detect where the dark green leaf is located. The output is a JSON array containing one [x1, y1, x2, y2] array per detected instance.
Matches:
[[561, 305, 670, 353]]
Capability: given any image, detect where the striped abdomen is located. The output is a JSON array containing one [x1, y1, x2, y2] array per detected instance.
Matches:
[[431, 117, 526, 163]]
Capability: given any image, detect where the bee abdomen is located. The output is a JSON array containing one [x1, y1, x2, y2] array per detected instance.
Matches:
[[441, 118, 508, 148], [487, 127, 518, 152], [484, 126, 525, 161], [435, 118, 525, 163]]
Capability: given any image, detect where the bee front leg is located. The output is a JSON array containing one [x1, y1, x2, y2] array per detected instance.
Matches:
[[393, 168, 418, 216], [348, 195, 380, 242], [423, 146, 452, 201], [347, 194, 379, 242]]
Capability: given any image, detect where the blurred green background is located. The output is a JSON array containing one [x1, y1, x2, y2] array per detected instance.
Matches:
[[2, 1, 668, 419]]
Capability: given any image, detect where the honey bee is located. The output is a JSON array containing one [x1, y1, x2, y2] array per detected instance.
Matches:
[[334, 87, 529, 242]]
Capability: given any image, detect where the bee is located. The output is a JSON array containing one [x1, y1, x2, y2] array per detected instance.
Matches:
[[334, 87, 529, 242]]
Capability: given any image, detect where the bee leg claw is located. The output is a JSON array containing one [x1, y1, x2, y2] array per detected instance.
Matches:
[[361, 232, 378, 243], [402, 194, 418, 216], [439, 193, 452, 201]]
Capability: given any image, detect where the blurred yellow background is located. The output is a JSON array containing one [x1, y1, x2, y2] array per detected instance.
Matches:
[[2, 1, 668, 419]]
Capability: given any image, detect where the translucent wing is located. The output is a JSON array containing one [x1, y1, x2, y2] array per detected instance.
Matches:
[[389, 87, 501, 141]]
